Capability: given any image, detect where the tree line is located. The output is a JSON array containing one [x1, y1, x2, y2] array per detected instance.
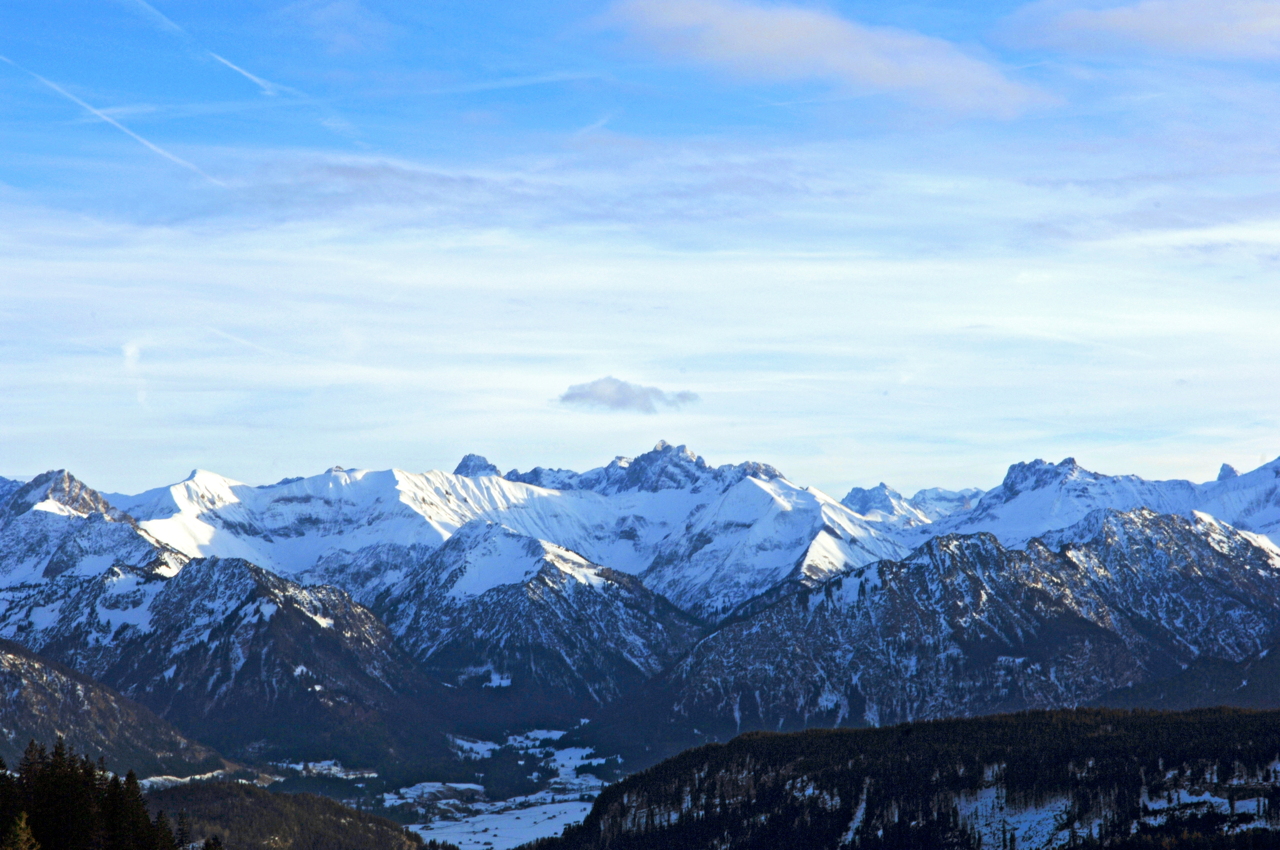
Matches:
[[524, 708, 1280, 850], [0, 739, 211, 850]]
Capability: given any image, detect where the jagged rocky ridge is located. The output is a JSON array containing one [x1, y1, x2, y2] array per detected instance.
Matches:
[[373, 521, 704, 725], [2, 447, 1280, 776], [589, 507, 1280, 756]]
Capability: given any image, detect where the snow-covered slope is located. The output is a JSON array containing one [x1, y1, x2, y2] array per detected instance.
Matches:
[[1192, 456, 1280, 541], [0, 470, 186, 585], [840, 483, 931, 528], [894, 455, 1280, 549], [906, 486, 985, 521], [374, 522, 703, 721], [110, 443, 905, 620], [841, 483, 983, 530], [642, 475, 905, 621]]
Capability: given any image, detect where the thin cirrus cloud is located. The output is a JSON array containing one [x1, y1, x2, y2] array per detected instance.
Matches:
[[609, 0, 1042, 116], [282, 0, 396, 53], [559, 377, 700, 414], [1014, 0, 1280, 59]]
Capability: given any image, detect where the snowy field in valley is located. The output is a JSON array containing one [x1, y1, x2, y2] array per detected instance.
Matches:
[[392, 729, 610, 849], [409, 801, 593, 850]]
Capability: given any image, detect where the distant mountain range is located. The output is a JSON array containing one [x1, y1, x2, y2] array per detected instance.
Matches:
[[1, 442, 1279, 775]]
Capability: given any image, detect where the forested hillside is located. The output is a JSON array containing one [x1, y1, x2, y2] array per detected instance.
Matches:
[[525, 708, 1280, 850], [0, 738, 455, 850]]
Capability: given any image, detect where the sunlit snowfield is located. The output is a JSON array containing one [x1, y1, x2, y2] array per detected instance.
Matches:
[[400, 731, 606, 849]]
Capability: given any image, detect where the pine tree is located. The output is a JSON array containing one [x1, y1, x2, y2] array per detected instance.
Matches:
[[119, 772, 153, 850], [153, 812, 177, 850], [175, 813, 191, 849], [1, 812, 41, 850]]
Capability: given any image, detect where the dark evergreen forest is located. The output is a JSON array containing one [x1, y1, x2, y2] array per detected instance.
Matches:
[[523, 708, 1280, 850], [0, 739, 458, 850]]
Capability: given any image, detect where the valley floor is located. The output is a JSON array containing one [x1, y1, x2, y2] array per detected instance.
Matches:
[[387, 730, 610, 849], [410, 801, 593, 850]]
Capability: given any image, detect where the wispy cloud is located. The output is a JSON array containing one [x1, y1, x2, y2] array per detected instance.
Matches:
[[0, 55, 224, 186], [426, 72, 607, 96], [560, 376, 700, 414], [610, 0, 1041, 116], [1012, 0, 1280, 59], [113, 0, 185, 37], [282, 0, 395, 54]]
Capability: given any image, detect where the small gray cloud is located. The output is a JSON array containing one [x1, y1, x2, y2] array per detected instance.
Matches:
[[559, 376, 699, 414]]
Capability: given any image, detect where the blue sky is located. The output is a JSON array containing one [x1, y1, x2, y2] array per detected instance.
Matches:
[[2, 0, 1280, 495]]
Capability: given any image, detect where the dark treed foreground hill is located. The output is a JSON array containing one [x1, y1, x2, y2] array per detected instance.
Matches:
[[524, 708, 1280, 850], [0, 639, 223, 779], [0, 738, 458, 850], [147, 782, 454, 850]]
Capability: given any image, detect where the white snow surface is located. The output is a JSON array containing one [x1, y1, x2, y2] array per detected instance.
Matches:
[[887, 455, 1280, 550], [409, 801, 592, 850], [399, 730, 607, 850], [103, 446, 907, 618]]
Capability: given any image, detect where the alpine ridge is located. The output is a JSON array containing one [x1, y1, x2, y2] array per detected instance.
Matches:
[[0, 444, 1279, 787]]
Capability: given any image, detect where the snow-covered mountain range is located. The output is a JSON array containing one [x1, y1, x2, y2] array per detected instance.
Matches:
[[2, 443, 1280, 771]]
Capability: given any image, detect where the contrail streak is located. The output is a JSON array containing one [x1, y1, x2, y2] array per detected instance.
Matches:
[[118, 0, 281, 95], [116, 0, 186, 37], [209, 53, 282, 96], [0, 55, 224, 186]]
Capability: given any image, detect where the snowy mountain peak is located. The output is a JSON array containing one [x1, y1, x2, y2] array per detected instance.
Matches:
[[591, 441, 785, 495], [907, 487, 984, 522], [429, 521, 590, 599], [1219, 463, 1240, 481], [842, 483, 913, 516], [503, 465, 581, 489], [6, 470, 129, 522], [841, 483, 983, 531], [504, 442, 782, 496], [995, 457, 1083, 499], [585, 441, 713, 494], [453, 454, 501, 477], [842, 482, 900, 509]]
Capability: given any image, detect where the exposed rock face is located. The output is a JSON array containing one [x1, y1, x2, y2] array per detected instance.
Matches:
[[1, 554, 452, 766], [620, 508, 1280, 748], [453, 454, 501, 477], [374, 522, 703, 724]]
